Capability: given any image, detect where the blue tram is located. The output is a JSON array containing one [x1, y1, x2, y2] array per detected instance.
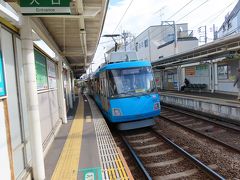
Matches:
[[88, 52, 160, 130]]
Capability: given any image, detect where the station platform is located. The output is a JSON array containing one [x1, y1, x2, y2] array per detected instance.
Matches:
[[44, 95, 132, 180], [160, 90, 240, 123], [161, 90, 240, 105]]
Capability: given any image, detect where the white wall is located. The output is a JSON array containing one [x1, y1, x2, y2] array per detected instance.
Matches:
[[1, 28, 26, 178], [126, 24, 197, 62], [0, 101, 11, 180], [38, 90, 60, 145], [218, 16, 238, 38], [152, 40, 198, 62]]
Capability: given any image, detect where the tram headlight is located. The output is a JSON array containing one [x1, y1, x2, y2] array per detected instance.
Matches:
[[112, 108, 122, 116], [154, 102, 160, 110]]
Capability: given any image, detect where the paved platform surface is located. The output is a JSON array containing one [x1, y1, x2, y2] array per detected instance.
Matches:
[[161, 90, 240, 106], [44, 97, 79, 179], [44, 94, 132, 180], [162, 90, 238, 100]]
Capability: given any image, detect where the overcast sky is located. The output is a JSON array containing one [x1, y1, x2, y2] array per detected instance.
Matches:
[[89, 0, 239, 73]]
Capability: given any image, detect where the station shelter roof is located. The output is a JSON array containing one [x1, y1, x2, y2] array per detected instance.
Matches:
[[152, 33, 240, 69], [7, 0, 109, 78]]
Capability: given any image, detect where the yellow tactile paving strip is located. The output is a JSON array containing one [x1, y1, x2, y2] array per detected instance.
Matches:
[[51, 97, 84, 180], [86, 95, 133, 180]]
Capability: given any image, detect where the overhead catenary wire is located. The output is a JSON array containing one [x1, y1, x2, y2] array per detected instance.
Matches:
[[192, 0, 236, 29], [112, 0, 134, 34], [167, 0, 195, 21], [144, 0, 210, 45], [134, 0, 196, 43], [176, 0, 209, 22]]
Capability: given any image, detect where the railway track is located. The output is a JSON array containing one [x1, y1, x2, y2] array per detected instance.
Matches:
[[120, 128, 224, 180], [159, 106, 240, 153]]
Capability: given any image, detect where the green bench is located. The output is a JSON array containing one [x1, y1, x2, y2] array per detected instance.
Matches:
[[185, 84, 207, 92]]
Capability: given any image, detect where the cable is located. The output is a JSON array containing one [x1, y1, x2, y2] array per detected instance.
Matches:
[[145, 0, 210, 44], [166, 0, 195, 20], [176, 0, 209, 22], [134, 0, 196, 43], [112, 0, 134, 34], [192, 0, 236, 29]]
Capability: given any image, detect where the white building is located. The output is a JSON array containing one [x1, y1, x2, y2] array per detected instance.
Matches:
[[125, 23, 198, 62], [217, 0, 240, 38]]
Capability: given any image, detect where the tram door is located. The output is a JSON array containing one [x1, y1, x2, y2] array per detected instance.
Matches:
[[100, 72, 108, 111]]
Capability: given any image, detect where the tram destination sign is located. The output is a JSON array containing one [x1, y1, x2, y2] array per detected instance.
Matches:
[[20, 0, 71, 15]]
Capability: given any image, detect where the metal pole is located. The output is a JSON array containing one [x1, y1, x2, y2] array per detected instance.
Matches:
[[67, 70, 73, 109], [213, 24, 216, 40], [205, 25, 207, 44], [210, 60, 215, 93], [20, 16, 45, 180], [173, 21, 178, 54], [71, 71, 76, 102], [122, 31, 127, 52]]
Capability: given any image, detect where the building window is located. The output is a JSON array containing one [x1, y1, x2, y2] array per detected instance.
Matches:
[[222, 25, 226, 32], [144, 39, 148, 48], [217, 65, 228, 80], [34, 49, 48, 90], [47, 59, 57, 89], [227, 20, 232, 29]]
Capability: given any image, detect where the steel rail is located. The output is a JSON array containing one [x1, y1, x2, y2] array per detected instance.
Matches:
[[151, 129, 225, 180], [161, 102, 240, 127], [162, 105, 240, 132], [121, 135, 152, 180], [159, 114, 240, 154]]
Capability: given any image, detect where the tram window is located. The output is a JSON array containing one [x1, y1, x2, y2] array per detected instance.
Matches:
[[100, 78, 104, 95], [108, 67, 156, 97]]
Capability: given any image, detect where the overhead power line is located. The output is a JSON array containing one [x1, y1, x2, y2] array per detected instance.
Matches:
[[166, 0, 195, 20], [112, 0, 134, 33], [149, 0, 210, 42], [192, 0, 236, 29], [127, 0, 196, 43], [176, 0, 209, 22]]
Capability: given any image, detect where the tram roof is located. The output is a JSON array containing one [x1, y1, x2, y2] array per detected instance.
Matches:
[[94, 60, 151, 76]]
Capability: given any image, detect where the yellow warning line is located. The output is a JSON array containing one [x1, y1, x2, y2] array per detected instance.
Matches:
[[51, 97, 84, 180], [115, 158, 124, 179]]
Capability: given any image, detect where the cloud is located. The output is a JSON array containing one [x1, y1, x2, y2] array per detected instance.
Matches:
[[90, 0, 238, 73]]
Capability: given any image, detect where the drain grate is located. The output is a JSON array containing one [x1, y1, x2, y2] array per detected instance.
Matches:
[[87, 96, 129, 180]]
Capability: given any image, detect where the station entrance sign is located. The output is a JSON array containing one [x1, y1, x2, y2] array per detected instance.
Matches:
[[20, 0, 71, 15]]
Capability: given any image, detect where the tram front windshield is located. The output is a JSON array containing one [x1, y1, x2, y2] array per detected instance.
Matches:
[[108, 67, 156, 97]]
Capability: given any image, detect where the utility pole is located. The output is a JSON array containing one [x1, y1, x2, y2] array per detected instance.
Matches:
[[161, 21, 178, 54], [213, 24, 217, 40], [198, 25, 207, 44], [173, 21, 178, 54], [122, 30, 128, 52]]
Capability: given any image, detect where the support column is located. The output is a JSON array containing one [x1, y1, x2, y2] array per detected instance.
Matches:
[[210, 61, 214, 93], [67, 70, 73, 109], [20, 17, 45, 180], [177, 66, 181, 91], [214, 63, 218, 91], [71, 71, 76, 102], [57, 60, 67, 124]]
